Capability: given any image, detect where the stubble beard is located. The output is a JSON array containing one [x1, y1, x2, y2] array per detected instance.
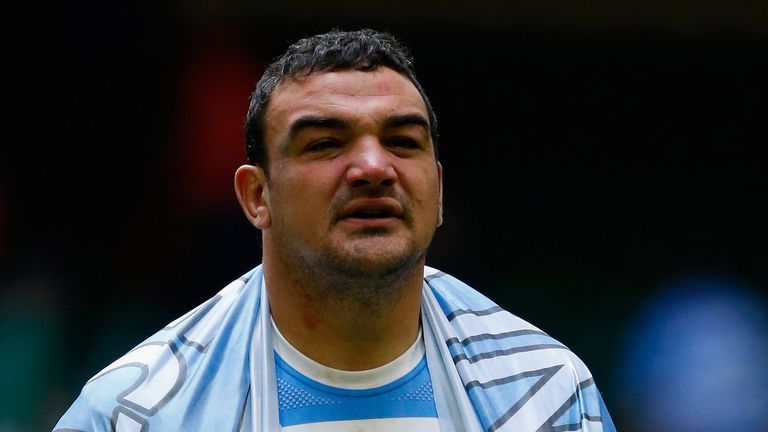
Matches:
[[271, 220, 434, 311], [319, 233, 427, 304]]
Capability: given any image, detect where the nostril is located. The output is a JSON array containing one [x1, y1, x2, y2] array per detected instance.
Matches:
[[346, 162, 397, 188]]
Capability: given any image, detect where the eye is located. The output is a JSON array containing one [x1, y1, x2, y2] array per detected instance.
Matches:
[[306, 139, 342, 152], [387, 136, 421, 149]]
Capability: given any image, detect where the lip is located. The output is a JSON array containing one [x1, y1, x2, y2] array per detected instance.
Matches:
[[337, 216, 402, 230], [337, 198, 404, 227], [339, 197, 403, 218]]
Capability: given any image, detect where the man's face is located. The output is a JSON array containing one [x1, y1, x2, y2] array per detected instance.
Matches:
[[260, 67, 442, 276]]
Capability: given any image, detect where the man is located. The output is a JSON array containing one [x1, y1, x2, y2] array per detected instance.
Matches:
[[55, 29, 616, 432]]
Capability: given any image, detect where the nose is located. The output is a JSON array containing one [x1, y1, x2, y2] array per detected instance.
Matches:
[[345, 138, 397, 188]]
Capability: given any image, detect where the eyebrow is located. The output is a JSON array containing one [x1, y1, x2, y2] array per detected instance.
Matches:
[[287, 113, 430, 138], [288, 115, 349, 137], [382, 113, 430, 131]]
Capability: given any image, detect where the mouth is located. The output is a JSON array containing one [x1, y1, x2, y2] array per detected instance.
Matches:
[[337, 198, 404, 224], [346, 210, 397, 219]]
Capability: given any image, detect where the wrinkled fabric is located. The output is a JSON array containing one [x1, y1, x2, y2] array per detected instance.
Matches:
[[54, 265, 616, 432]]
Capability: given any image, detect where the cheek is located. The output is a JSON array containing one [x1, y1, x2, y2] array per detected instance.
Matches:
[[272, 169, 335, 222], [406, 171, 441, 220], [412, 165, 441, 198]]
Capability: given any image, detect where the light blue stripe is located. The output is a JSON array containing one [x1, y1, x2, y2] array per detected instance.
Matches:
[[275, 353, 438, 426], [453, 333, 564, 360], [579, 381, 602, 420], [467, 376, 542, 431], [550, 381, 602, 428]]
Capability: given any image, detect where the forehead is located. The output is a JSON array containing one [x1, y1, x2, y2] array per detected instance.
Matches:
[[264, 67, 429, 132]]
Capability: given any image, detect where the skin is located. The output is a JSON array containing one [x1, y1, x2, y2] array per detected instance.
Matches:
[[234, 67, 443, 371]]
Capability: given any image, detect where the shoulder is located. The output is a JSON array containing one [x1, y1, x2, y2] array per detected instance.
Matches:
[[423, 266, 548, 336], [423, 267, 613, 431], [423, 266, 591, 377], [54, 267, 263, 431]]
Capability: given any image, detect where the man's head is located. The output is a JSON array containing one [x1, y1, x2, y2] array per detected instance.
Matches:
[[245, 29, 438, 173], [235, 29, 442, 296]]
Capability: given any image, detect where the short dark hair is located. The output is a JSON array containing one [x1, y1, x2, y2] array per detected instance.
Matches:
[[244, 29, 438, 172]]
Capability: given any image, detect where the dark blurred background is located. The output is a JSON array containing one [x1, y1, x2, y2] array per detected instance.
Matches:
[[3, 1, 767, 431]]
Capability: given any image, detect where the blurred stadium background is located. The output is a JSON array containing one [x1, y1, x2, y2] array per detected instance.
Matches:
[[3, 1, 767, 430]]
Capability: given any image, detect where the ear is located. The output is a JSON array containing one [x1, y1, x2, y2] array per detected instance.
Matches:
[[234, 165, 272, 230], [436, 161, 444, 227]]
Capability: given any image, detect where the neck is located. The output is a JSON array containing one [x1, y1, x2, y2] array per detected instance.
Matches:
[[263, 251, 425, 371]]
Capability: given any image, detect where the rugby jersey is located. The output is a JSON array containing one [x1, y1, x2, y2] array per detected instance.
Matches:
[[272, 319, 441, 431]]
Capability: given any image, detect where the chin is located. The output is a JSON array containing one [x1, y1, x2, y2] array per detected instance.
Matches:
[[323, 240, 425, 278]]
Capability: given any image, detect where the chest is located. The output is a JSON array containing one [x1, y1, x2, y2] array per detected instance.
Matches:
[[275, 353, 441, 431]]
